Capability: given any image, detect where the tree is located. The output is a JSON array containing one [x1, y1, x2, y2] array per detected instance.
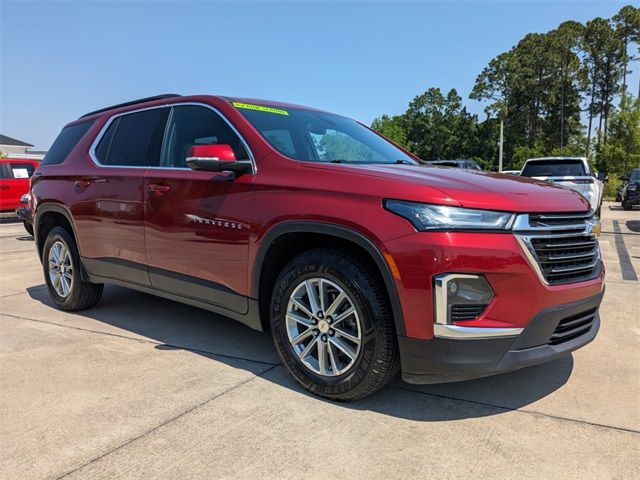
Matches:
[[545, 21, 586, 149], [613, 5, 640, 94], [370, 115, 410, 151], [581, 17, 626, 151], [597, 94, 640, 175], [402, 87, 478, 160], [371, 6, 640, 172]]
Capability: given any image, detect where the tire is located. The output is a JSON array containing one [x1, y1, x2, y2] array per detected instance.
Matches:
[[623, 201, 632, 211], [270, 248, 399, 401], [23, 222, 34, 236], [43, 226, 103, 311]]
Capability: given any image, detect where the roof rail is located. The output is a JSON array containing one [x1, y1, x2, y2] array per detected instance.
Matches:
[[79, 94, 181, 118]]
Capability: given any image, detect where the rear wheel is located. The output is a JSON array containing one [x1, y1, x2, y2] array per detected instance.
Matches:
[[43, 226, 103, 311], [270, 249, 399, 401], [23, 222, 34, 236]]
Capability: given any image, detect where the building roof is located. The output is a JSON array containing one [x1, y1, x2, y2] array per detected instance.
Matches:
[[0, 134, 34, 148]]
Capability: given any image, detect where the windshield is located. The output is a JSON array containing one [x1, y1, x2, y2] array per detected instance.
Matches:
[[233, 102, 417, 165], [630, 169, 640, 181], [521, 159, 586, 177]]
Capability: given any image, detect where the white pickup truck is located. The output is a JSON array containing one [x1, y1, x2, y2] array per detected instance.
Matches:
[[520, 157, 605, 216]]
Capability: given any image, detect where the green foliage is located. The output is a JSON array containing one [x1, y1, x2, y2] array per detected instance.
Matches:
[[370, 115, 410, 151], [404, 88, 478, 161], [370, 4, 639, 176], [603, 177, 621, 199], [596, 94, 640, 175]]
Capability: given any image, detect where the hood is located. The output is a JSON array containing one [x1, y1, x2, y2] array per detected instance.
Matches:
[[309, 163, 591, 213]]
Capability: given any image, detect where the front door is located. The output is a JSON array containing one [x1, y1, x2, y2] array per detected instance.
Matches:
[[144, 104, 255, 314]]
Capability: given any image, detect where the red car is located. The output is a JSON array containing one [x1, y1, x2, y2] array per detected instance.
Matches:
[[0, 158, 39, 211], [31, 94, 604, 400]]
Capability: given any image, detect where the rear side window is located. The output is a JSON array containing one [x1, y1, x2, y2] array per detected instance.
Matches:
[[41, 121, 93, 166], [521, 160, 586, 177], [94, 108, 169, 167]]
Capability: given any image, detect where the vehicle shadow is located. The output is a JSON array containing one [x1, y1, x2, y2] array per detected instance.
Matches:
[[26, 284, 573, 422]]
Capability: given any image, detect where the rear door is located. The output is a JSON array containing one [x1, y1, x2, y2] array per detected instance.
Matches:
[[143, 104, 255, 314], [76, 107, 169, 285]]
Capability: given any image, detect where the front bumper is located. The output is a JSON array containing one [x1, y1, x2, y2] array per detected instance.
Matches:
[[624, 189, 640, 205], [399, 291, 603, 384]]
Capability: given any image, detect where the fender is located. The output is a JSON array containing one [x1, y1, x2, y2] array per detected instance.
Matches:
[[33, 202, 82, 262], [252, 221, 406, 336]]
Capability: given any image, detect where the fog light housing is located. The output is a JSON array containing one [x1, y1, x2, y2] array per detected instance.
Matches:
[[434, 274, 493, 325]]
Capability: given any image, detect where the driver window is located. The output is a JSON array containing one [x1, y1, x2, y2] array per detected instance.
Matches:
[[308, 129, 386, 163], [161, 105, 249, 168]]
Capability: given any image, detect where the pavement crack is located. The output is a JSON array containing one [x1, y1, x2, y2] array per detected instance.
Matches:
[[53, 364, 279, 479], [392, 386, 640, 435]]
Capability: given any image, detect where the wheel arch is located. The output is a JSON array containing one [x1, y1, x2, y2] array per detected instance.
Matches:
[[252, 221, 405, 336], [34, 203, 81, 262]]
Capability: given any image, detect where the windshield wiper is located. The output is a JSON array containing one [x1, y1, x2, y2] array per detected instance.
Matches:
[[327, 159, 415, 165]]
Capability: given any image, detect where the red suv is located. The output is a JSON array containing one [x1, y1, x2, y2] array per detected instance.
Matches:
[[32, 94, 604, 400], [0, 158, 39, 212]]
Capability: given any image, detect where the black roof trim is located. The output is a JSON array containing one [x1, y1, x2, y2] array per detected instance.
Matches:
[[80, 94, 181, 119]]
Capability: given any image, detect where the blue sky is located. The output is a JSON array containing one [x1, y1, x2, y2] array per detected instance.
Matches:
[[1, 0, 637, 150]]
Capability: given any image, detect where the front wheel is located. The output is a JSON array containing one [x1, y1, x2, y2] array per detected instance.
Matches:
[[622, 201, 632, 211], [43, 226, 103, 311], [23, 222, 34, 236], [270, 249, 399, 401]]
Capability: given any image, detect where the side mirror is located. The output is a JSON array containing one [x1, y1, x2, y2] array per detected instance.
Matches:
[[619, 176, 629, 181], [597, 171, 608, 182], [186, 145, 251, 174]]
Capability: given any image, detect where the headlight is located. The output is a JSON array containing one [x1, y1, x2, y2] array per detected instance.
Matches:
[[384, 200, 514, 231]]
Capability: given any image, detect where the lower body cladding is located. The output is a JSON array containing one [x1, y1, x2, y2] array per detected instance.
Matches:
[[399, 291, 603, 384]]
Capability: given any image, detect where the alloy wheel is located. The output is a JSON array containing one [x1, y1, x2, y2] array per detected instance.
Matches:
[[48, 240, 74, 298], [285, 277, 362, 376]]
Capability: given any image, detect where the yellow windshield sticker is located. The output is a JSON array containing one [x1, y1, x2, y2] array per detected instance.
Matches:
[[232, 102, 289, 116]]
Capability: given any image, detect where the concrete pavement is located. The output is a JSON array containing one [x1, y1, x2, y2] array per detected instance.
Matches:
[[1, 202, 638, 479]]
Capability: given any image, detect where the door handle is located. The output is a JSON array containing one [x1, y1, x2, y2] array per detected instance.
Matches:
[[148, 184, 171, 194], [0, 185, 8, 190], [75, 180, 91, 188]]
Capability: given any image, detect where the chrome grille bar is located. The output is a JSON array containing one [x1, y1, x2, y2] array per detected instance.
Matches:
[[513, 212, 601, 285]]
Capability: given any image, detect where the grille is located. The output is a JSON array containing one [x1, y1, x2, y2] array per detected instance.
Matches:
[[549, 307, 598, 345], [514, 212, 600, 285], [450, 304, 487, 321]]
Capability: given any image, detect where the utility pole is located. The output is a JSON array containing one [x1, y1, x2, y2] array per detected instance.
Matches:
[[498, 118, 504, 173]]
